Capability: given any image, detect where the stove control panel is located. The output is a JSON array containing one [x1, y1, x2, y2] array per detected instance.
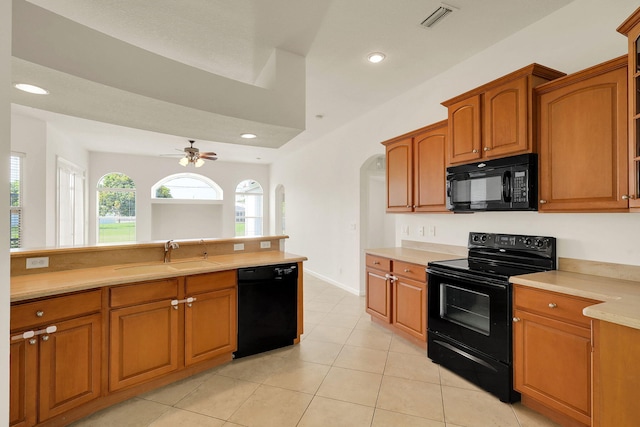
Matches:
[[468, 232, 555, 254]]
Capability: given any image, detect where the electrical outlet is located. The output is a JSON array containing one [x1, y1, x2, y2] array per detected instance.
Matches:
[[401, 225, 409, 235], [428, 226, 436, 236], [234, 243, 245, 251], [260, 241, 271, 249], [26, 257, 49, 269], [418, 226, 425, 236]]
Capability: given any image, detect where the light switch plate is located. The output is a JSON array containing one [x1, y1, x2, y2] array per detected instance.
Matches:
[[260, 241, 271, 249], [234, 243, 245, 251]]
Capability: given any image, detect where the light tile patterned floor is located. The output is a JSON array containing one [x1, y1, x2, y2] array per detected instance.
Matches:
[[70, 274, 562, 427]]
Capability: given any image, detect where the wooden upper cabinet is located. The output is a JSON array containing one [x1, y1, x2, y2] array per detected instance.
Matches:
[[413, 121, 448, 212], [385, 137, 413, 212], [483, 77, 528, 157], [442, 64, 565, 166], [617, 7, 640, 210], [536, 57, 628, 212], [383, 120, 449, 213], [447, 95, 482, 164]]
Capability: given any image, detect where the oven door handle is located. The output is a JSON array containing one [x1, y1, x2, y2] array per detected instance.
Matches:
[[426, 267, 507, 289]]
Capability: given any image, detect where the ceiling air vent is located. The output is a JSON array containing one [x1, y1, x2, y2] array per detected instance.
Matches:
[[420, 4, 456, 29]]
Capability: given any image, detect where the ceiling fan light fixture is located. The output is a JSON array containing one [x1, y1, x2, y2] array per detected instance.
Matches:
[[178, 156, 189, 166], [195, 158, 205, 167]]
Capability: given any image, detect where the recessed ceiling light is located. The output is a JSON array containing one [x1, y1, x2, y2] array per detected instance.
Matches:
[[241, 133, 257, 139], [367, 52, 386, 64], [14, 83, 49, 95]]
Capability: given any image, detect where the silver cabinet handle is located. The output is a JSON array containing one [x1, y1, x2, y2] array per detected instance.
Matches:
[[41, 335, 49, 341], [548, 303, 557, 308], [472, 149, 479, 153], [36, 311, 44, 317], [484, 147, 490, 151], [29, 339, 37, 345], [622, 195, 631, 200], [404, 268, 410, 273], [513, 317, 521, 322], [373, 261, 380, 265], [539, 200, 547, 204]]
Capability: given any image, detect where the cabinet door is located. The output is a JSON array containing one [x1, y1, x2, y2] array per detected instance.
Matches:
[[447, 95, 482, 165], [483, 77, 529, 158], [538, 64, 628, 211], [386, 137, 413, 212], [392, 276, 427, 341], [185, 288, 237, 366], [10, 338, 37, 427], [413, 124, 448, 212], [513, 309, 591, 426], [365, 269, 391, 323], [39, 313, 102, 421], [109, 300, 179, 391]]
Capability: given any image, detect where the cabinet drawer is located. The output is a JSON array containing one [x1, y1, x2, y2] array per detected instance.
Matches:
[[11, 290, 102, 331], [514, 285, 599, 327], [110, 279, 178, 308], [185, 270, 237, 294], [392, 261, 426, 282], [366, 255, 391, 271]]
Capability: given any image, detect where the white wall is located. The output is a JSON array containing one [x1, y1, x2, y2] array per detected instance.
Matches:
[[89, 152, 269, 244], [271, 0, 640, 295], [1, 0, 11, 421]]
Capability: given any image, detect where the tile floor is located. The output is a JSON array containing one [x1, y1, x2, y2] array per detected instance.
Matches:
[[70, 274, 561, 427]]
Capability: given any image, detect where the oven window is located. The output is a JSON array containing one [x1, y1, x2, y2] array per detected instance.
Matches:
[[439, 283, 490, 336], [453, 176, 502, 203]]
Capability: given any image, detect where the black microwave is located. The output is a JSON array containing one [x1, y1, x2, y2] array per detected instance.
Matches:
[[446, 153, 537, 212]]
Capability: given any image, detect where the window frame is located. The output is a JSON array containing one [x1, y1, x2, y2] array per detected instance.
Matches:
[[10, 152, 24, 249], [96, 173, 137, 244], [235, 179, 264, 237]]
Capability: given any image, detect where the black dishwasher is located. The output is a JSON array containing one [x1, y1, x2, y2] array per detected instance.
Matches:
[[234, 263, 298, 358]]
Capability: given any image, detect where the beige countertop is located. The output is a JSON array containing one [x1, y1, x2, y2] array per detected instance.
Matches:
[[11, 251, 307, 303], [367, 246, 640, 331], [365, 247, 463, 266], [510, 270, 640, 331]]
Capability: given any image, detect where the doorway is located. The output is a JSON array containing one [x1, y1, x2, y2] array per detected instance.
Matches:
[[359, 154, 394, 294]]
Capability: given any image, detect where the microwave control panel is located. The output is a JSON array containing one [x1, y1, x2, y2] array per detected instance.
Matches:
[[512, 171, 528, 203]]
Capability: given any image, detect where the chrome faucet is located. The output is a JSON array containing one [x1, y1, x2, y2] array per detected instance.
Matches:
[[164, 240, 179, 263], [200, 239, 208, 259]]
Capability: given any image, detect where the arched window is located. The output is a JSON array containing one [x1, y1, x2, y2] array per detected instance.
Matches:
[[235, 180, 263, 236], [97, 173, 136, 243], [151, 173, 223, 200]]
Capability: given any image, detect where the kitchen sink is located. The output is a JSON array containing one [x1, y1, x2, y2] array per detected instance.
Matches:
[[114, 260, 220, 274], [167, 260, 221, 270]]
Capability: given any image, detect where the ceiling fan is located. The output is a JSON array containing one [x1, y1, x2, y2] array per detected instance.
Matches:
[[177, 140, 217, 167]]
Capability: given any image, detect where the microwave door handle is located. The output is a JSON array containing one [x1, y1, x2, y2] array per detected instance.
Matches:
[[502, 171, 511, 203]]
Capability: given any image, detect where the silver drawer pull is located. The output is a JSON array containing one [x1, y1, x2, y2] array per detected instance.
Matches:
[[373, 261, 380, 265], [36, 310, 44, 317], [548, 303, 557, 308], [404, 268, 410, 273], [513, 317, 521, 322]]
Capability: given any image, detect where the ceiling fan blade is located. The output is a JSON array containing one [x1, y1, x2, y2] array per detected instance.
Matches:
[[200, 153, 218, 160]]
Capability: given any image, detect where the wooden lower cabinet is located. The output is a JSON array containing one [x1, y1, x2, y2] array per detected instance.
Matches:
[[10, 291, 102, 427], [109, 299, 179, 391], [513, 285, 599, 427], [392, 275, 427, 341], [365, 254, 427, 343], [592, 320, 640, 426], [185, 271, 238, 366]]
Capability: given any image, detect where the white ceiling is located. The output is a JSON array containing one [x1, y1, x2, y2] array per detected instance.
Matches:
[[11, 0, 574, 164]]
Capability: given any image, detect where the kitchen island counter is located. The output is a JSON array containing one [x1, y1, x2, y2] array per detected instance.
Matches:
[[11, 250, 307, 302]]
